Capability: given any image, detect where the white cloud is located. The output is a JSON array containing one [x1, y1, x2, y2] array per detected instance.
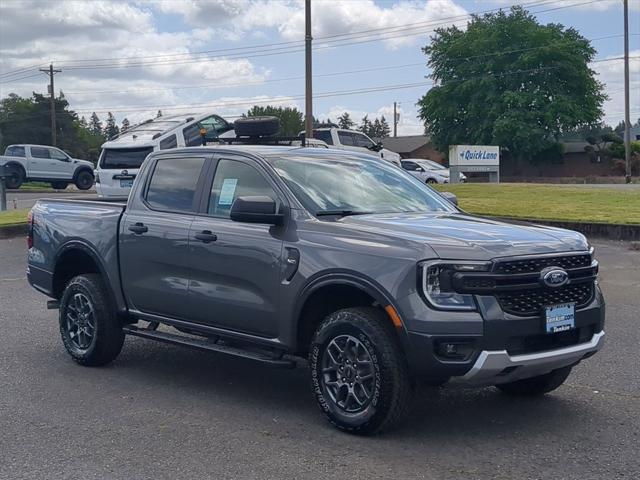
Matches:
[[154, 0, 468, 48], [487, 0, 635, 12], [592, 51, 640, 125]]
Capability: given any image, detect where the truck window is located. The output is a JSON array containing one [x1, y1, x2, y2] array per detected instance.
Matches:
[[198, 115, 230, 141], [50, 149, 69, 161], [159, 134, 177, 150], [208, 159, 277, 218], [5, 146, 25, 157], [183, 124, 202, 147], [337, 131, 354, 146], [353, 132, 375, 149], [31, 147, 51, 159], [312, 130, 333, 145], [100, 147, 154, 169], [146, 157, 206, 213]]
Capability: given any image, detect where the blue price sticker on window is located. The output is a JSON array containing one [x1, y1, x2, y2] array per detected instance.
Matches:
[[218, 178, 238, 205]]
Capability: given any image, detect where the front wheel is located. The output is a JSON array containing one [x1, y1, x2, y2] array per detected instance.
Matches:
[[495, 366, 572, 396], [59, 274, 124, 366], [74, 170, 94, 190], [309, 307, 414, 435]]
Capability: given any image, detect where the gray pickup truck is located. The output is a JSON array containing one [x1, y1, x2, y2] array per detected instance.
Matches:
[[27, 145, 605, 434]]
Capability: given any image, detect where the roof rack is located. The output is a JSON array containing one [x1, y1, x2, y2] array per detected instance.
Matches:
[[212, 134, 307, 147]]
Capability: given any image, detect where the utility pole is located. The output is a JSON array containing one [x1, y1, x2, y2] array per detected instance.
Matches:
[[393, 102, 398, 137], [623, 0, 631, 183], [304, 0, 313, 139], [39, 64, 61, 146]]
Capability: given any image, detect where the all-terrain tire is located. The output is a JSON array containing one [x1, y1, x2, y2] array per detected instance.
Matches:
[[495, 366, 572, 396], [309, 307, 414, 435], [59, 274, 124, 366], [74, 170, 94, 190], [5, 164, 25, 189], [233, 116, 280, 137]]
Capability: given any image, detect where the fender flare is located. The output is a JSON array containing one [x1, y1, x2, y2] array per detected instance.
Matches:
[[4, 160, 26, 176], [72, 165, 94, 181], [53, 240, 125, 312], [291, 271, 410, 346]]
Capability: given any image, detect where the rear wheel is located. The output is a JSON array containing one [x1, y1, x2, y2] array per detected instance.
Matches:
[[309, 307, 414, 435], [495, 366, 572, 396], [74, 170, 94, 190], [5, 165, 24, 189], [59, 274, 124, 366], [50, 181, 69, 190]]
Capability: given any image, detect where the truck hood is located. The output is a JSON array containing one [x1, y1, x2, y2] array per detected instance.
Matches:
[[340, 212, 588, 260], [71, 158, 93, 167]]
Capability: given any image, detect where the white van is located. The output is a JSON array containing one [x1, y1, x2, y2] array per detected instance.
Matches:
[[308, 127, 402, 166], [95, 113, 232, 197]]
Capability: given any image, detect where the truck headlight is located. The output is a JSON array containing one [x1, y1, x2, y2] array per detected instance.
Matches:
[[420, 261, 491, 311]]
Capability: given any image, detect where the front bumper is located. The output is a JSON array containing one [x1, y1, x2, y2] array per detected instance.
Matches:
[[451, 331, 604, 386]]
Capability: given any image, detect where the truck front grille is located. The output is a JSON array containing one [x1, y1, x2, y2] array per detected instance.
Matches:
[[496, 282, 594, 316], [494, 253, 592, 274]]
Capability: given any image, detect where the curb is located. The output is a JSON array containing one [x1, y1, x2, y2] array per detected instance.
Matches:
[[486, 216, 640, 241], [0, 223, 27, 239]]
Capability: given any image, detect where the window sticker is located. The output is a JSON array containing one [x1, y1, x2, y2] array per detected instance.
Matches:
[[218, 178, 238, 205]]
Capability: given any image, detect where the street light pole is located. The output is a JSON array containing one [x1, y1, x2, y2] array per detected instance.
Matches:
[[623, 0, 631, 183], [304, 0, 313, 139]]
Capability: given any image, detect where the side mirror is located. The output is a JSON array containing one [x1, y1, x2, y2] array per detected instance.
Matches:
[[440, 191, 458, 206], [416, 167, 424, 172], [230, 196, 284, 225], [368, 142, 384, 152]]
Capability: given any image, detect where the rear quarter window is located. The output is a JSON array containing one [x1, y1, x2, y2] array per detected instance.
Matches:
[[5, 146, 26, 157]]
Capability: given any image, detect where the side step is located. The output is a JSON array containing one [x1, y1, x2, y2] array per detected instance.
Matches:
[[122, 325, 297, 369]]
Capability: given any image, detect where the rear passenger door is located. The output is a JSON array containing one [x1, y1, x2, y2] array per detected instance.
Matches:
[[186, 155, 285, 337], [119, 154, 210, 319]]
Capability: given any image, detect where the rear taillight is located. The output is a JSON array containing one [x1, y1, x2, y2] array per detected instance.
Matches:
[[27, 210, 34, 249]]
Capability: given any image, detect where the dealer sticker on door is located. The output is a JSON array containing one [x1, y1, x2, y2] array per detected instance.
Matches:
[[545, 303, 575, 333]]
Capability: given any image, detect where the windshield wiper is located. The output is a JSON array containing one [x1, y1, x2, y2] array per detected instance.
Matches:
[[315, 210, 374, 217]]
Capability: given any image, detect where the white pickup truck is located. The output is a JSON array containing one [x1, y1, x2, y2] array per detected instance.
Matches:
[[309, 127, 402, 165], [0, 144, 95, 190]]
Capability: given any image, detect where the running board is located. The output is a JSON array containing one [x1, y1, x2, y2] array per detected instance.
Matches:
[[122, 325, 297, 369]]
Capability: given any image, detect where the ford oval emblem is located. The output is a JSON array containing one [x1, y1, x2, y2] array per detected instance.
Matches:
[[122, 169, 128, 176], [541, 268, 569, 288]]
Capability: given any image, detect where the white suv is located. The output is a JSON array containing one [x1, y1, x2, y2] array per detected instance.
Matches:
[[95, 112, 232, 198], [309, 128, 401, 166]]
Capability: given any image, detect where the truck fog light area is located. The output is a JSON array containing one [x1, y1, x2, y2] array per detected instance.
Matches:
[[434, 339, 475, 361], [421, 261, 489, 311]]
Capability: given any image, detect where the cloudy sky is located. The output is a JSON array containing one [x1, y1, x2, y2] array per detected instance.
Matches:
[[0, 0, 638, 135]]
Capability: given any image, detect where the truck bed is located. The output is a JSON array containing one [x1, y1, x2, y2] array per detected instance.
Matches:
[[27, 198, 127, 304]]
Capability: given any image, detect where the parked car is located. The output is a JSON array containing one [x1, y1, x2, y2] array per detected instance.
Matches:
[[0, 144, 94, 190], [95, 112, 233, 198], [401, 158, 467, 184], [27, 145, 604, 435], [307, 127, 401, 166]]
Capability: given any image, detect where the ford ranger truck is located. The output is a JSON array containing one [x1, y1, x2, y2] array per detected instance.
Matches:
[[27, 145, 605, 434]]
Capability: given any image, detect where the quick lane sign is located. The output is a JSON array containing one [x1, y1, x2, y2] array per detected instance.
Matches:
[[449, 145, 500, 166]]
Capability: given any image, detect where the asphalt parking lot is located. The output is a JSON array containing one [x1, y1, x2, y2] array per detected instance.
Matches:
[[0, 236, 638, 480]]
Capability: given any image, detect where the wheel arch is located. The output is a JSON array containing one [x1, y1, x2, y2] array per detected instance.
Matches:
[[292, 272, 408, 355], [73, 165, 94, 180], [5, 160, 26, 176], [52, 241, 124, 314]]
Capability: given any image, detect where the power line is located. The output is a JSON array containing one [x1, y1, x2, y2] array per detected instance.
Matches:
[[0, 0, 602, 76]]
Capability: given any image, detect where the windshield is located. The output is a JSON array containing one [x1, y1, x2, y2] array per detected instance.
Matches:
[[269, 154, 455, 215], [420, 160, 446, 170], [100, 147, 154, 169]]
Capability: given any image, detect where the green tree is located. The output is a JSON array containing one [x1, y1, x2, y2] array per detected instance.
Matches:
[[121, 118, 130, 132], [358, 115, 373, 136], [417, 6, 606, 160], [89, 112, 102, 137], [337, 112, 355, 129], [104, 112, 119, 139], [246, 105, 304, 136]]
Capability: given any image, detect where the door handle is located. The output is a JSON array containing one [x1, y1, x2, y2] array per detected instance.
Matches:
[[194, 230, 217, 243], [128, 222, 148, 234]]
